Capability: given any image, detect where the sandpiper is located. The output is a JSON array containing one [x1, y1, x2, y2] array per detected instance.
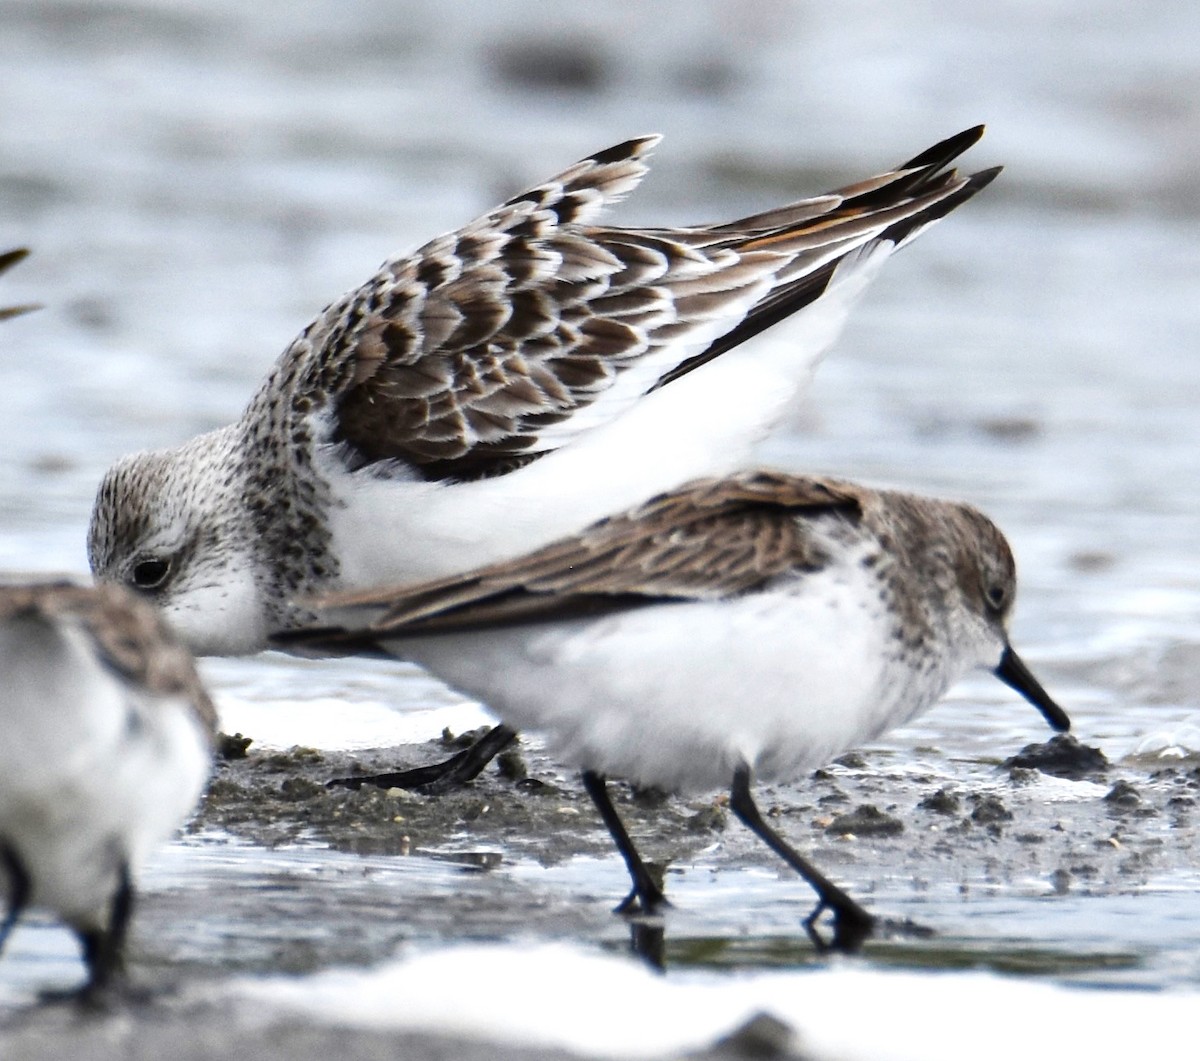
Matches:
[[278, 470, 1069, 950], [88, 129, 998, 785], [0, 247, 38, 320], [0, 580, 217, 1001]]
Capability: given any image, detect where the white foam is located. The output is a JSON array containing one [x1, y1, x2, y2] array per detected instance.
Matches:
[[231, 941, 1198, 1061], [214, 692, 495, 751]]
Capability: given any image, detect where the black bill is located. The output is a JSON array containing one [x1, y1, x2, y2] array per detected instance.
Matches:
[[994, 645, 1071, 732]]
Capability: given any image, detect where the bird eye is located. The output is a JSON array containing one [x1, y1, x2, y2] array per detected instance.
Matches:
[[984, 582, 1007, 613], [131, 557, 171, 591]]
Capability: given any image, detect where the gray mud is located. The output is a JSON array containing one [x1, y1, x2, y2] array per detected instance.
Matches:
[[200, 728, 736, 866], [196, 728, 1196, 911], [4, 727, 1200, 1059]]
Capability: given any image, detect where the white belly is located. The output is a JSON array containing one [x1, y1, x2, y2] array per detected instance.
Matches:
[[0, 617, 211, 925], [384, 562, 948, 793]]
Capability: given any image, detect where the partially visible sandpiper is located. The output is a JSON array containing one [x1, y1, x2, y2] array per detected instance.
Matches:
[[0, 248, 38, 320], [88, 128, 998, 786], [0, 580, 216, 1002], [279, 470, 1069, 951]]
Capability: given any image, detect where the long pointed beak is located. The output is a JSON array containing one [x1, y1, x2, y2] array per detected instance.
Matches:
[[994, 645, 1071, 732]]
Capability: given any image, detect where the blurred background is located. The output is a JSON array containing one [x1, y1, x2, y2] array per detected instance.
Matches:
[[1, 0, 1198, 750], [2, 0, 1198, 735]]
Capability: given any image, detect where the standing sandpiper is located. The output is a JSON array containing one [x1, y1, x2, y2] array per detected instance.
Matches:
[[0, 580, 216, 1001], [279, 470, 1069, 950]]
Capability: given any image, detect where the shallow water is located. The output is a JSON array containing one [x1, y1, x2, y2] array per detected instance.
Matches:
[[1, 1, 1199, 1057]]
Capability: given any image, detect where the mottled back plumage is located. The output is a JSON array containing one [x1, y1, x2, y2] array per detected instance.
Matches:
[[263, 128, 996, 481]]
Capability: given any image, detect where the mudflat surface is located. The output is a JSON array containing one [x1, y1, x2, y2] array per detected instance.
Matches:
[[5, 725, 1198, 1060]]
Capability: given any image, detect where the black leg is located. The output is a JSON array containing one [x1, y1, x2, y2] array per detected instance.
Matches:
[[580, 771, 669, 915], [78, 861, 134, 1002], [0, 844, 31, 955], [327, 724, 519, 794], [728, 765, 874, 954]]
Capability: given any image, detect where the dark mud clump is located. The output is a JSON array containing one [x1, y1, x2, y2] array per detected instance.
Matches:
[[917, 788, 961, 815], [1103, 780, 1157, 817], [825, 804, 904, 837], [969, 794, 1013, 826], [1003, 735, 1109, 780]]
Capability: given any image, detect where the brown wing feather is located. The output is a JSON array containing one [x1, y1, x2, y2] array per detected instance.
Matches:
[[298, 472, 864, 638], [284, 130, 993, 482]]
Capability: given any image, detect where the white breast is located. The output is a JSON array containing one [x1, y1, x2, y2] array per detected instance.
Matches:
[[379, 542, 944, 793], [0, 616, 211, 924]]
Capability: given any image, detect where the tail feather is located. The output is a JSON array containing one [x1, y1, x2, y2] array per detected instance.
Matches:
[[655, 129, 997, 387]]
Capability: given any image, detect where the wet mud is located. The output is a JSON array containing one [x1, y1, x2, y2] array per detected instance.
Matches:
[[198, 728, 737, 866], [5, 724, 1200, 1059], [203, 726, 1197, 891]]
